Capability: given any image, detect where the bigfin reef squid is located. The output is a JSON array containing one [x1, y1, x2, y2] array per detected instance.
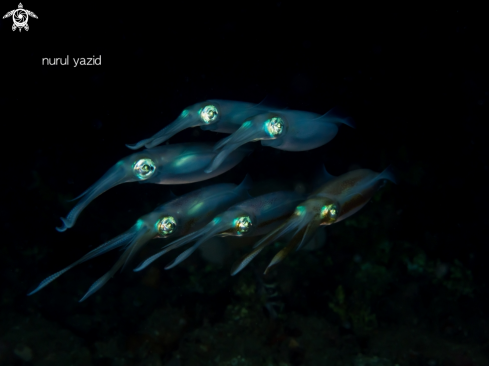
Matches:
[[133, 190, 306, 272], [230, 166, 397, 276], [205, 108, 355, 173], [29, 176, 252, 301], [56, 142, 253, 232], [126, 100, 271, 150]]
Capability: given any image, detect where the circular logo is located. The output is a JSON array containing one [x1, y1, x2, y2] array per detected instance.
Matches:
[[12, 9, 28, 27]]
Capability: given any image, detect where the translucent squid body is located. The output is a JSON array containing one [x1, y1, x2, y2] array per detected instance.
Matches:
[[134, 190, 306, 272], [29, 179, 252, 301], [56, 142, 253, 232], [126, 100, 271, 150], [205, 108, 356, 173], [230, 166, 396, 276]]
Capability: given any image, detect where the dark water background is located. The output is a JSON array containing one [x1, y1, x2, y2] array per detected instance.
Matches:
[[1, 2, 488, 365]]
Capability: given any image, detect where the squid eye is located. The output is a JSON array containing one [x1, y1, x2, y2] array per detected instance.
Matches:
[[199, 105, 219, 123], [294, 206, 306, 216], [234, 216, 252, 235], [156, 216, 176, 236], [132, 158, 156, 180], [266, 117, 285, 137], [320, 204, 338, 223]]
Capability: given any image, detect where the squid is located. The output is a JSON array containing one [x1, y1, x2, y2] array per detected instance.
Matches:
[[56, 142, 253, 232], [205, 108, 355, 173], [133, 190, 306, 272], [29, 177, 252, 301], [230, 166, 396, 276], [126, 100, 271, 150]]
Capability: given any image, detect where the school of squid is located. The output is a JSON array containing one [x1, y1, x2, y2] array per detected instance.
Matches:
[[28, 99, 396, 302]]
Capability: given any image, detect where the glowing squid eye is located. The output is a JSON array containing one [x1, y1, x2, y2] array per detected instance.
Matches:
[[330, 207, 337, 220], [132, 158, 156, 180], [266, 117, 284, 137], [199, 105, 219, 123], [320, 204, 338, 222], [294, 206, 306, 216], [234, 216, 252, 235], [156, 216, 176, 236]]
